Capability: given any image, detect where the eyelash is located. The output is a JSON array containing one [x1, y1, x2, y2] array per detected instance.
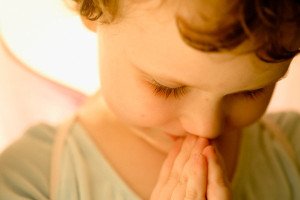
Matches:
[[150, 80, 266, 100], [150, 80, 187, 99], [241, 88, 266, 100]]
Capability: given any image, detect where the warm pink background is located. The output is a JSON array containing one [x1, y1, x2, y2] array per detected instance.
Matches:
[[0, 38, 86, 151]]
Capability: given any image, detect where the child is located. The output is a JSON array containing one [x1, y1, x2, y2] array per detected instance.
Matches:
[[1, 0, 300, 199]]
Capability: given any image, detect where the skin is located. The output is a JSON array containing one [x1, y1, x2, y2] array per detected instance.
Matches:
[[79, 0, 291, 199]]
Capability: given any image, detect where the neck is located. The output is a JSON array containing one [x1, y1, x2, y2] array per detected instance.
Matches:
[[214, 128, 242, 181]]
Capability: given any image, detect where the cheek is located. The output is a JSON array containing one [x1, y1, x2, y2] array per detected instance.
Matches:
[[225, 86, 275, 128], [100, 66, 173, 128]]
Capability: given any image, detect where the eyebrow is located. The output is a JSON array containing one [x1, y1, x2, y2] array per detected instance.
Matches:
[[133, 63, 189, 86]]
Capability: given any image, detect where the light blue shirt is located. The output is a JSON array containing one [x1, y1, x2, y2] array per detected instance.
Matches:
[[1, 112, 300, 199]]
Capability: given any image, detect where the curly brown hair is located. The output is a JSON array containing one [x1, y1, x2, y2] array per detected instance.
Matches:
[[73, 0, 300, 63]]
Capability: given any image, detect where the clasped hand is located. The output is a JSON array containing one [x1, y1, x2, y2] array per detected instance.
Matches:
[[150, 135, 231, 200]]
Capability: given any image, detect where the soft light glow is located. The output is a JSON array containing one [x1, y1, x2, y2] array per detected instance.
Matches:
[[0, 0, 99, 94]]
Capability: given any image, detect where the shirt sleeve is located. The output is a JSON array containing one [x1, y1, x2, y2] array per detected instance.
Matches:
[[0, 124, 56, 200]]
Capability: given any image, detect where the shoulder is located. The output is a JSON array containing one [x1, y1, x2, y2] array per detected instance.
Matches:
[[265, 111, 300, 159], [232, 112, 300, 199], [265, 111, 300, 138], [0, 123, 57, 200]]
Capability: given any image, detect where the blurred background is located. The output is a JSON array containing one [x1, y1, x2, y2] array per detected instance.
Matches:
[[0, 0, 299, 152]]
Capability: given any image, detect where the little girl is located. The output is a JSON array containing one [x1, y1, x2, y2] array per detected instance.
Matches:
[[1, 0, 300, 199]]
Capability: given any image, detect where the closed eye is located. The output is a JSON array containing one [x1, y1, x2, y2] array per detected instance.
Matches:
[[240, 88, 266, 100], [149, 79, 267, 101], [148, 80, 187, 99]]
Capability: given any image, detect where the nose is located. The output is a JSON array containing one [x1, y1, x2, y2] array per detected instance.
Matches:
[[179, 96, 224, 139]]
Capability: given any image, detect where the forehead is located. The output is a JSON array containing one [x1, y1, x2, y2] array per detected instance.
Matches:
[[105, 0, 290, 92], [129, 38, 288, 93]]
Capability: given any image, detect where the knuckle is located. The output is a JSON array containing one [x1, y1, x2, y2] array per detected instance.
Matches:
[[168, 170, 180, 182], [214, 175, 228, 187], [184, 188, 200, 200], [179, 174, 189, 185]]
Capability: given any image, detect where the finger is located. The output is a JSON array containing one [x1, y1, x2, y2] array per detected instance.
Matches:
[[172, 154, 207, 200], [169, 181, 186, 200], [185, 154, 207, 200], [182, 138, 209, 200], [202, 145, 231, 200], [171, 138, 210, 200], [190, 137, 210, 158], [151, 138, 183, 199], [159, 135, 198, 199], [171, 135, 198, 176]]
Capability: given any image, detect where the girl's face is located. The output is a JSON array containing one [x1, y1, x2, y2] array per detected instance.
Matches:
[[95, 1, 290, 139]]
